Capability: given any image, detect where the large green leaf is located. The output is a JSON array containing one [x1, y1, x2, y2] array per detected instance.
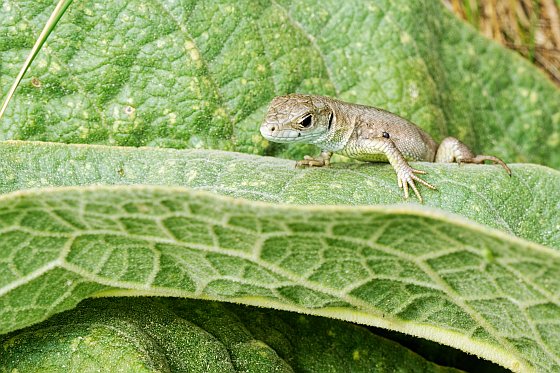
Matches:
[[0, 297, 461, 372], [1, 141, 558, 249], [1, 0, 560, 371], [0, 183, 558, 372], [1, 0, 559, 167]]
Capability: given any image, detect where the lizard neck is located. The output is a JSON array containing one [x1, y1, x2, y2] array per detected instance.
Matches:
[[311, 100, 355, 151]]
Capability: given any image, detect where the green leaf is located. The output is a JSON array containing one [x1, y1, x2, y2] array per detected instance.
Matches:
[[0, 183, 558, 371], [0, 297, 462, 372], [1, 141, 558, 249], [1, 0, 559, 167], [2, 0, 560, 370]]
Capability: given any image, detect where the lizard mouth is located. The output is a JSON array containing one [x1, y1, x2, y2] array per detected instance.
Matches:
[[260, 124, 302, 143]]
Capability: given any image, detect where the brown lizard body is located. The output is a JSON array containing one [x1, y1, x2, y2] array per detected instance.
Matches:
[[260, 94, 510, 202]]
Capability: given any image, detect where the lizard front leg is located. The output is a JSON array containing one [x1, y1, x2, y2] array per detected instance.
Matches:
[[435, 137, 511, 175], [353, 137, 436, 202], [296, 150, 333, 167]]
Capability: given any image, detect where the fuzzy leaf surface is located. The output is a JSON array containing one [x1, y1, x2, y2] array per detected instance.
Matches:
[[0, 297, 462, 372], [0, 185, 558, 371], [0, 141, 558, 248], [0, 0, 559, 167]]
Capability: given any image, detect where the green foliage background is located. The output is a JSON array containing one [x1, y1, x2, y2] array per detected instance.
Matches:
[[0, 0, 559, 372], [2, 0, 559, 165]]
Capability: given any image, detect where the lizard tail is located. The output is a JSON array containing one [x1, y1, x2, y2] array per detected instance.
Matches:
[[461, 155, 512, 176]]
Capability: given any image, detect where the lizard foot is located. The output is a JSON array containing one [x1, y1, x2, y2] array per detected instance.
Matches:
[[296, 152, 331, 168], [396, 166, 436, 203]]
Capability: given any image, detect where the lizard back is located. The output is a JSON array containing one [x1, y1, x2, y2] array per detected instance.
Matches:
[[323, 99, 438, 162]]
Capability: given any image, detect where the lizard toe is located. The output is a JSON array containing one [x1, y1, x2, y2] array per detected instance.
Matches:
[[402, 178, 410, 199], [408, 179, 423, 203], [411, 174, 436, 190], [297, 157, 326, 168]]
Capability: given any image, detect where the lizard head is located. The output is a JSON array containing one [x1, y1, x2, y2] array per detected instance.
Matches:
[[260, 94, 333, 143]]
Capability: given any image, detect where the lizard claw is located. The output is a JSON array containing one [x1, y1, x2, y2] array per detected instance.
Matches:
[[397, 166, 436, 203]]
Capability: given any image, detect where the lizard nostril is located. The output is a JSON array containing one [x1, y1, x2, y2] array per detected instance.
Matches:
[[270, 126, 276, 132]]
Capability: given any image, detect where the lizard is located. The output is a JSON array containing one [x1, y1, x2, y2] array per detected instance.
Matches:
[[260, 94, 511, 202]]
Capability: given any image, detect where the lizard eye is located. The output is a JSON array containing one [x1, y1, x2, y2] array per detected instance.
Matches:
[[299, 115, 313, 128]]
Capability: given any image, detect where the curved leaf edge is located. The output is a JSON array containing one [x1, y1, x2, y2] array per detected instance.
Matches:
[[2, 184, 557, 372], [95, 289, 526, 372], [0, 182, 556, 255], [5, 139, 560, 176]]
